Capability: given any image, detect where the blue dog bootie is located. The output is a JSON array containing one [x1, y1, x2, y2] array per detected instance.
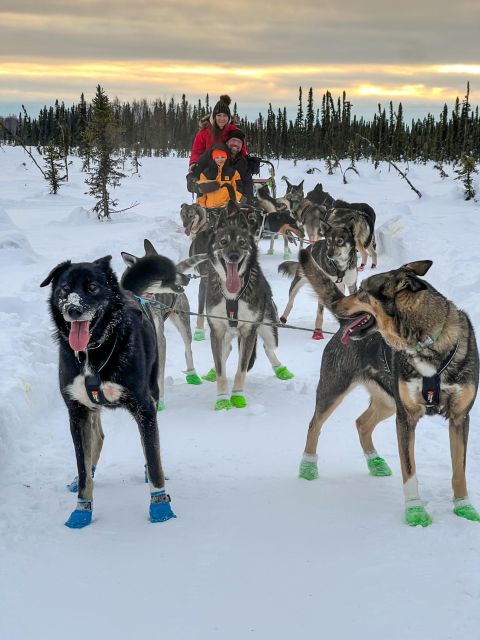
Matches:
[[65, 499, 93, 529], [149, 489, 176, 523]]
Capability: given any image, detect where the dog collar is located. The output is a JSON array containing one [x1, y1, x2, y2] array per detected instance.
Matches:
[[415, 328, 443, 352]]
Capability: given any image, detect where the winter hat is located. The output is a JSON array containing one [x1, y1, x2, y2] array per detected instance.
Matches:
[[211, 148, 228, 162], [224, 128, 245, 143], [212, 95, 232, 119]]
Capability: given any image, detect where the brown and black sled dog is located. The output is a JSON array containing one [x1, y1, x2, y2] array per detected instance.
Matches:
[[298, 250, 479, 526]]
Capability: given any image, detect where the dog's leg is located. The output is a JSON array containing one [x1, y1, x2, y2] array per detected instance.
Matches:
[[258, 324, 294, 381], [65, 404, 97, 528], [231, 328, 258, 408], [312, 302, 325, 340], [283, 234, 292, 260], [280, 275, 304, 324], [357, 242, 369, 271], [210, 323, 231, 410], [356, 389, 395, 477], [299, 380, 355, 480], [449, 386, 479, 521], [193, 279, 206, 341], [395, 398, 431, 526], [155, 317, 167, 411], [267, 234, 276, 255], [135, 398, 176, 523], [169, 310, 202, 385], [369, 235, 378, 269]]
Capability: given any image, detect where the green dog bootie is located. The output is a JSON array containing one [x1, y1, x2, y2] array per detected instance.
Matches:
[[365, 452, 393, 477], [231, 393, 247, 409], [405, 502, 432, 527], [298, 454, 319, 480], [215, 396, 232, 411], [453, 498, 480, 522], [202, 368, 217, 382], [274, 365, 294, 380], [185, 370, 202, 385], [193, 328, 205, 341], [283, 250, 292, 260], [267, 248, 274, 255], [157, 399, 165, 412]]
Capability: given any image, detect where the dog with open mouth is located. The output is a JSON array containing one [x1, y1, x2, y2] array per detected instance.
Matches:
[[40, 255, 176, 528], [205, 201, 294, 410], [297, 250, 479, 527]]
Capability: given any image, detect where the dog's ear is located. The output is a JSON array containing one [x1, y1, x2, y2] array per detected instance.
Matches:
[[40, 260, 71, 287], [226, 199, 239, 217], [121, 252, 138, 267], [144, 239, 158, 256], [318, 219, 332, 236], [298, 180, 304, 189], [402, 260, 433, 277], [93, 255, 112, 268]]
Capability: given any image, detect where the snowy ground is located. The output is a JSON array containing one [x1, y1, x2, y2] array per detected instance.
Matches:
[[0, 147, 479, 639]]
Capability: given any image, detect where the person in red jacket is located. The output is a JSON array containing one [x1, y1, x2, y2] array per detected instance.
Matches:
[[188, 95, 247, 170]]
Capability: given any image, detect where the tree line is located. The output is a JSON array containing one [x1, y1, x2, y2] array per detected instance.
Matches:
[[1, 84, 479, 163]]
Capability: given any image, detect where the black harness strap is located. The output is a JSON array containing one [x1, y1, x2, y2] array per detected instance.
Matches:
[[421, 343, 459, 407], [76, 336, 118, 406], [226, 298, 239, 328]]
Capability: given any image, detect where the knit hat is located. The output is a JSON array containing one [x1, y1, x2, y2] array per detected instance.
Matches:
[[212, 95, 232, 119], [211, 148, 228, 162], [224, 128, 245, 144]]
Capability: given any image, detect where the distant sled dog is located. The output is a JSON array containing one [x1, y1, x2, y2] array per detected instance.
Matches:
[[40, 255, 177, 528]]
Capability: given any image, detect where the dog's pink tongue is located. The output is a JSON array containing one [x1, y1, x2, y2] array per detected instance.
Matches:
[[226, 262, 241, 294], [69, 320, 91, 352], [184, 223, 192, 236]]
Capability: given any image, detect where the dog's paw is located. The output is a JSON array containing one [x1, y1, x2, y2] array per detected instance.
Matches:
[[266, 249, 274, 255], [453, 499, 480, 522], [274, 365, 294, 380], [298, 460, 319, 481], [215, 398, 232, 411], [66, 465, 96, 493], [157, 399, 165, 412], [283, 251, 292, 260], [231, 394, 247, 408], [312, 330, 324, 340], [202, 368, 217, 382], [405, 505, 432, 527], [149, 491, 176, 523], [358, 264, 365, 272], [193, 328, 206, 341], [65, 502, 93, 529], [367, 456, 393, 477], [185, 371, 203, 385], [280, 316, 287, 324]]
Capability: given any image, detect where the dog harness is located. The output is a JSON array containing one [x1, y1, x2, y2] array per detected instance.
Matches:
[[421, 343, 458, 407], [220, 273, 251, 328], [75, 336, 118, 406]]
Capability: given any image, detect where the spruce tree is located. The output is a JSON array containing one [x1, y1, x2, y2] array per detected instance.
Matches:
[[455, 154, 478, 200], [84, 85, 125, 219], [44, 142, 65, 194]]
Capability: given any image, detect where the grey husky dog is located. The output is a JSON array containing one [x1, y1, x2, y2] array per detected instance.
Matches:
[[205, 202, 294, 410], [279, 220, 358, 339], [121, 239, 206, 409], [298, 251, 479, 527]]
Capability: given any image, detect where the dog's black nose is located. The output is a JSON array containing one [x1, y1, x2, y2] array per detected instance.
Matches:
[[66, 305, 84, 319], [227, 253, 240, 263]]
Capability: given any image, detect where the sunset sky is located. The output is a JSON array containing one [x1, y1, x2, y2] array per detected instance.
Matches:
[[1, 0, 479, 119]]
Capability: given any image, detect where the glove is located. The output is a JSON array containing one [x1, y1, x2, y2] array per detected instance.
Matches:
[[186, 172, 199, 194], [197, 180, 221, 194]]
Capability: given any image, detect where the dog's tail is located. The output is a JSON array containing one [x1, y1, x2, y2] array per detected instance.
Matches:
[[278, 260, 299, 279], [298, 249, 344, 317], [247, 337, 257, 372]]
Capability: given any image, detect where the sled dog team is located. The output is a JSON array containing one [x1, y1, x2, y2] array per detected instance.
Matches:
[[41, 179, 479, 530]]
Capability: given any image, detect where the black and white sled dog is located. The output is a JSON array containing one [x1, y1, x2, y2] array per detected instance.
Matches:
[[255, 185, 304, 258], [180, 202, 208, 238], [279, 219, 358, 339], [40, 255, 176, 528], [121, 239, 207, 408], [205, 202, 294, 410]]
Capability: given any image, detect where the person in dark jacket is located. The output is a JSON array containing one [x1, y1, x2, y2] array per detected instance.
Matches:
[[189, 129, 254, 203]]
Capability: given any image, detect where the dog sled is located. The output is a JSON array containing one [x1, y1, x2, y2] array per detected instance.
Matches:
[[248, 156, 277, 198]]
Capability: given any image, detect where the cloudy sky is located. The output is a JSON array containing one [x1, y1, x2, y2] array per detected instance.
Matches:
[[1, 0, 479, 119]]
